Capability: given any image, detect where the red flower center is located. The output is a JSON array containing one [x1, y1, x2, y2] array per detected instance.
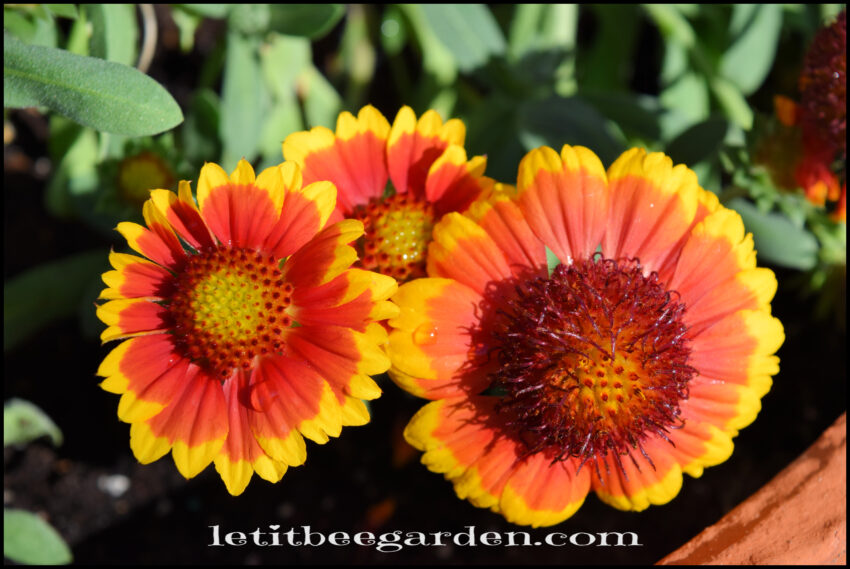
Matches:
[[167, 248, 293, 379], [491, 256, 695, 467], [353, 193, 435, 281]]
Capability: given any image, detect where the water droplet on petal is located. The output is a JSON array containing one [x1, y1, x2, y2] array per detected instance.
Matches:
[[413, 324, 439, 346]]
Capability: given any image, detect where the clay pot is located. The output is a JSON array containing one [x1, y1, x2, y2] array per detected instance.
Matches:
[[659, 413, 846, 565]]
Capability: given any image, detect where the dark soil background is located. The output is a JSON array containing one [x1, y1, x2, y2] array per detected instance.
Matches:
[[4, 6, 847, 565]]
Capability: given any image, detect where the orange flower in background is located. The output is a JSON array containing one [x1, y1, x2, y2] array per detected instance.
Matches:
[[388, 146, 784, 527], [283, 105, 495, 282], [770, 10, 846, 218], [96, 159, 397, 495]]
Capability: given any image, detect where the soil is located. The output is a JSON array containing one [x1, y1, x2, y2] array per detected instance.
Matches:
[[4, 6, 847, 564]]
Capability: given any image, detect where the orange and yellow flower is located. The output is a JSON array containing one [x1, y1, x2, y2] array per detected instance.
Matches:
[[283, 105, 494, 282], [96, 159, 397, 495], [767, 10, 845, 220], [388, 146, 784, 527]]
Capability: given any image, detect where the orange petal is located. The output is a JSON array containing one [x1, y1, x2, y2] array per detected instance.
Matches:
[[285, 324, 388, 402], [603, 148, 701, 273], [388, 278, 491, 399], [688, 309, 784, 398], [500, 451, 591, 527], [100, 250, 174, 300], [405, 396, 521, 511], [142, 364, 228, 479], [262, 163, 336, 258], [425, 146, 493, 217], [517, 145, 609, 265], [282, 219, 362, 290], [464, 184, 547, 276], [590, 436, 683, 511], [214, 371, 288, 495], [196, 161, 284, 249], [149, 182, 217, 252], [427, 212, 515, 296], [387, 106, 465, 198], [284, 105, 390, 214], [97, 299, 168, 343], [669, 207, 778, 335]]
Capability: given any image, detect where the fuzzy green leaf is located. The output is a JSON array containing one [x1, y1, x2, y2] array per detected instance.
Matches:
[[4, 509, 72, 565], [4, 33, 183, 135]]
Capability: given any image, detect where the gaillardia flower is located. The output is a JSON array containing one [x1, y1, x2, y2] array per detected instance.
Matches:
[[96, 159, 397, 495], [283, 105, 494, 281], [388, 146, 784, 526], [770, 10, 845, 218]]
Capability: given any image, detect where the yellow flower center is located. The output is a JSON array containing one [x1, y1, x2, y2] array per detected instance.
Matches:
[[168, 248, 293, 379], [117, 151, 175, 204], [353, 193, 435, 281]]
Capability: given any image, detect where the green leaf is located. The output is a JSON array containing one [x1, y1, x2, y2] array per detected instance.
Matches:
[[727, 198, 819, 270], [300, 64, 342, 129], [261, 34, 311, 98], [268, 4, 345, 39], [720, 4, 782, 95], [710, 76, 754, 130], [546, 246, 561, 277], [517, 95, 626, 166], [420, 4, 506, 72], [44, 4, 78, 19], [399, 4, 457, 85], [181, 88, 221, 167], [665, 117, 729, 166], [578, 5, 639, 91], [660, 70, 709, 126], [580, 89, 664, 142], [4, 250, 107, 352], [228, 4, 271, 36], [88, 4, 138, 66], [4, 34, 183, 135], [173, 4, 233, 19], [258, 92, 304, 170], [643, 4, 695, 48], [4, 509, 72, 565], [4, 399, 63, 447], [219, 32, 265, 169]]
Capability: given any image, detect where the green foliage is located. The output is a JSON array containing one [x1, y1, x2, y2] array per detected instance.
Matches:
[[4, 509, 72, 565], [3, 400, 71, 565], [4, 34, 183, 135], [4, 399, 63, 448], [4, 250, 107, 352]]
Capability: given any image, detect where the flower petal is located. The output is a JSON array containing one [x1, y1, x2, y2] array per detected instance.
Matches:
[[97, 299, 168, 343], [388, 106, 466, 198], [500, 451, 591, 528], [214, 372, 288, 496], [425, 146, 493, 217], [196, 160, 285, 249], [517, 145, 609, 265], [603, 148, 701, 273], [263, 162, 336, 258], [590, 438, 684, 512], [405, 397, 521, 511], [388, 278, 490, 399], [149, 182, 216, 251], [100, 250, 174, 300], [138, 365, 228, 479], [282, 219, 362, 290], [283, 105, 390, 214]]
